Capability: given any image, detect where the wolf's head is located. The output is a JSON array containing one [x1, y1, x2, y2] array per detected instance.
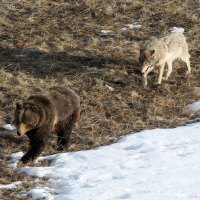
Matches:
[[139, 49, 156, 74]]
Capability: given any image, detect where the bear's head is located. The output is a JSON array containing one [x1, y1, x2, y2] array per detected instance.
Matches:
[[15, 102, 41, 136]]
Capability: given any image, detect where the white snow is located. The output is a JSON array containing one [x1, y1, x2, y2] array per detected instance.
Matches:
[[2, 124, 16, 131], [121, 23, 142, 31], [126, 24, 142, 29], [188, 101, 200, 111], [26, 187, 54, 200], [121, 27, 128, 31], [0, 181, 21, 189], [101, 30, 113, 34], [171, 27, 184, 33], [9, 121, 200, 200]]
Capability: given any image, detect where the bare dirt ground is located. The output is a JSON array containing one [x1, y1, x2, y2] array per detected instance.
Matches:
[[0, 0, 200, 198]]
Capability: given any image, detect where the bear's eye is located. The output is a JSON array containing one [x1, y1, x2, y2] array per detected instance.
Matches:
[[30, 106, 38, 113], [22, 110, 31, 121]]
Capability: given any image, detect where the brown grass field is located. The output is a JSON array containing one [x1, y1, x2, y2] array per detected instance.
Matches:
[[0, 0, 200, 199]]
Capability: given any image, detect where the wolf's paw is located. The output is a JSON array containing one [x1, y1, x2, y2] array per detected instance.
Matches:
[[162, 77, 168, 81], [153, 83, 161, 89], [186, 70, 191, 75], [143, 84, 147, 89], [156, 81, 161, 85]]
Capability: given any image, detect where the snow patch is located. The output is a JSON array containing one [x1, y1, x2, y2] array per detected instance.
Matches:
[[121, 27, 127, 31], [121, 23, 142, 31], [0, 181, 22, 189], [188, 101, 200, 111], [171, 27, 184, 33], [26, 187, 54, 200], [9, 121, 200, 200], [8, 152, 24, 168], [2, 124, 16, 131], [126, 23, 142, 29], [101, 30, 113, 34]]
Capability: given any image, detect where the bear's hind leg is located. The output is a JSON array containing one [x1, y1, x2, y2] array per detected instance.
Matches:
[[57, 113, 78, 150], [57, 124, 69, 150]]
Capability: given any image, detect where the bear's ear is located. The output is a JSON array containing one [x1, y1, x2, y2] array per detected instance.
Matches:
[[16, 102, 22, 109]]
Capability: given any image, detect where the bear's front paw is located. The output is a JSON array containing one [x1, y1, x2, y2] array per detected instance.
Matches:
[[17, 161, 25, 167]]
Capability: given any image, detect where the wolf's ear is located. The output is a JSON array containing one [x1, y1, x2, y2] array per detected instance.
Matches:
[[150, 50, 155, 57], [16, 102, 22, 109]]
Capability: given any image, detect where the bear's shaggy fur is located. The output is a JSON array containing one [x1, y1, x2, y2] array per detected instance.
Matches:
[[15, 86, 80, 164]]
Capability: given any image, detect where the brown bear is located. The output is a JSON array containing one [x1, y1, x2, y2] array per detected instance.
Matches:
[[14, 86, 80, 164]]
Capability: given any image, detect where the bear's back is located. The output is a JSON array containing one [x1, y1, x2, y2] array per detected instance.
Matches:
[[47, 86, 80, 121]]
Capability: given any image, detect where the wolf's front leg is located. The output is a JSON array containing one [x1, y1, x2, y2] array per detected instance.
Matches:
[[142, 74, 148, 89], [142, 66, 154, 88], [157, 64, 165, 84]]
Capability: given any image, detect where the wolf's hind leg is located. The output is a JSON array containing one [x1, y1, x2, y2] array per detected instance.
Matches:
[[181, 49, 191, 74], [184, 57, 191, 75]]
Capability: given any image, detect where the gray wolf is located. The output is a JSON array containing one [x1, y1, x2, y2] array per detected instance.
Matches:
[[139, 32, 190, 88]]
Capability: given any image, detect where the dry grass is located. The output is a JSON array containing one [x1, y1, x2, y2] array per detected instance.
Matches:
[[0, 0, 200, 198]]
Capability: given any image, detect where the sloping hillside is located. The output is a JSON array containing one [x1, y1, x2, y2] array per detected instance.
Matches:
[[0, 0, 200, 198]]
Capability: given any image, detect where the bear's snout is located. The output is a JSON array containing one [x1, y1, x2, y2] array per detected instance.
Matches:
[[17, 123, 29, 136]]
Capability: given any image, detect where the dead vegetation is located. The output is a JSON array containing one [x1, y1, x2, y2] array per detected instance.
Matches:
[[0, 0, 200, 198]]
